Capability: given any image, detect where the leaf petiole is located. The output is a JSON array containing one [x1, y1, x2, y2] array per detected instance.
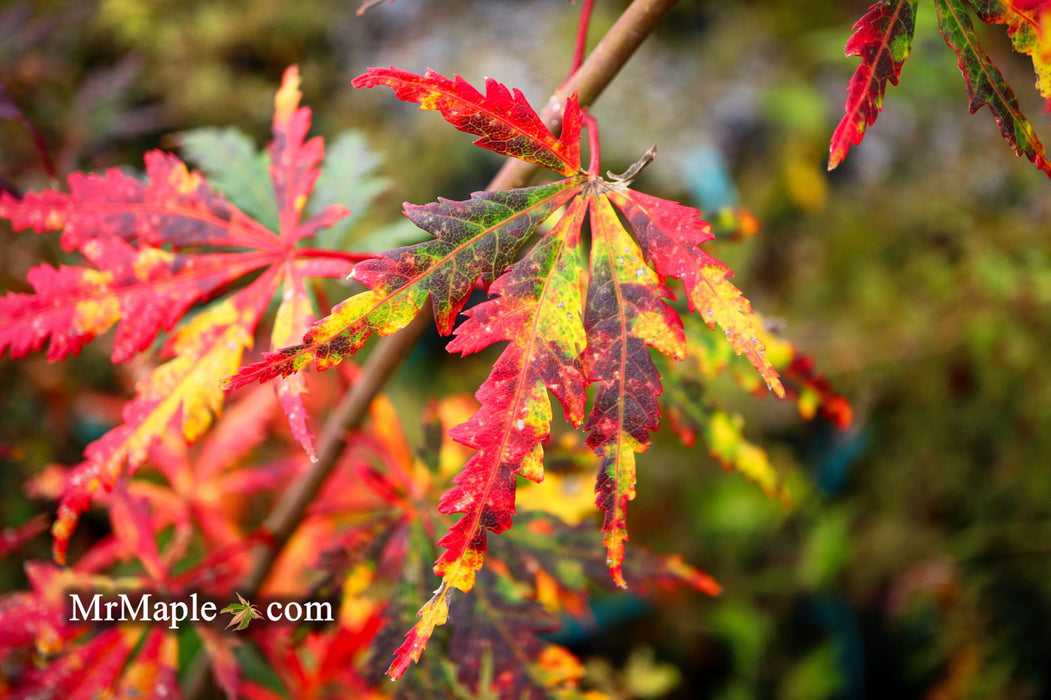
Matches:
[[607, 143, 657, 185]]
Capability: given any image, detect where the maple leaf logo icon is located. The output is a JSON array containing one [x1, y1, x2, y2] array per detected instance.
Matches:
[[220, 593, 261, 631]]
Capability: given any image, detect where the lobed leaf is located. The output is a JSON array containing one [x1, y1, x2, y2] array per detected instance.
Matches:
[[388, 199, 589, 678], [0, 150, 280, 251], [225, 179, 583, 387], [935, 0, 1051, 176], [51, 272, 277, 563], [0, 238, 269, 363], [829, 0, 919, 170], [210, 68, 811, 683], [352, 67, 583, 175], [583, 194, 686, 588], [608, 189, 784, 397], [0, 66, 376, 555]]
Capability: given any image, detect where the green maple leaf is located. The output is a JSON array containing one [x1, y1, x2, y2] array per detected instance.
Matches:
[[220, 592, 261, 631]]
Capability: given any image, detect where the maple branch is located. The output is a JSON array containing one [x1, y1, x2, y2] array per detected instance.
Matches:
[[491, 0, 680, 190], [244, 319, 425, 594], [185, 1, 678, 696]]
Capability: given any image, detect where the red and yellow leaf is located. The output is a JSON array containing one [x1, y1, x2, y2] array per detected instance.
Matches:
[[0, 238, 268, 363], [829, 0, 919, 169], [226, 179, 583, 387], [608, 189, 783, 397], [52, 273, 276, 563], [971, 0, 1051, 97], [0, 150, 279, 252], [272, 260, 318, 460], [936, 0, 1051, 176], [352, 67, 583, 175], [213, 70, 806, 680], [387, 199, 589, 678], [0, 66, 366, 556], [583, 194, 686, 588]]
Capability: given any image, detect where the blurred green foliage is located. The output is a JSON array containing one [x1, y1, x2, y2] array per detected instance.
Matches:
[[3, 0, 1051, 697]]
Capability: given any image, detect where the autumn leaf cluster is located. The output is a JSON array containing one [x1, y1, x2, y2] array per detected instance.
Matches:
[[0, 24, 868, 698]]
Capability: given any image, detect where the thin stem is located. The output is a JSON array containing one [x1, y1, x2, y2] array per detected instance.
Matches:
[[583, 112, 601, 175], [295, 247, 375, 263], [569, 0, 597, 76], [356, 0, 389, 16], [184, 0, 678, 696]]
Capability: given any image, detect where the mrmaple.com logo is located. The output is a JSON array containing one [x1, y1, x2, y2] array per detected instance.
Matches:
[[67, 591, 332, 631]]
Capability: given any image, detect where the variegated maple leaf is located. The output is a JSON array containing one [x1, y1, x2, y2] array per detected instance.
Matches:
[[0, 65, 367, 562], [829, 0, 919, 170], [831, 0, 1051, 177], [935, 0, 1051, 176], [226, 67, 786, 678], [971, 0, 1051, 98]]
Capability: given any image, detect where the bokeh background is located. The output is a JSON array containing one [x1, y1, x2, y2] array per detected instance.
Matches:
[[3, 0, 1051, 697]]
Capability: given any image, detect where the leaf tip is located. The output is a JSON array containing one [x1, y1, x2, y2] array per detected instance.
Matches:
[[275, 65, 303, 120]]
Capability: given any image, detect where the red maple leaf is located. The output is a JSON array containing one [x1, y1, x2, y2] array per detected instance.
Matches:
[[829, 0, 919, 170], [0, 66, 359, 562]]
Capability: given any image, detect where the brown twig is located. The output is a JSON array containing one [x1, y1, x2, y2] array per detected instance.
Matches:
[[185, 0, 679, 696]]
